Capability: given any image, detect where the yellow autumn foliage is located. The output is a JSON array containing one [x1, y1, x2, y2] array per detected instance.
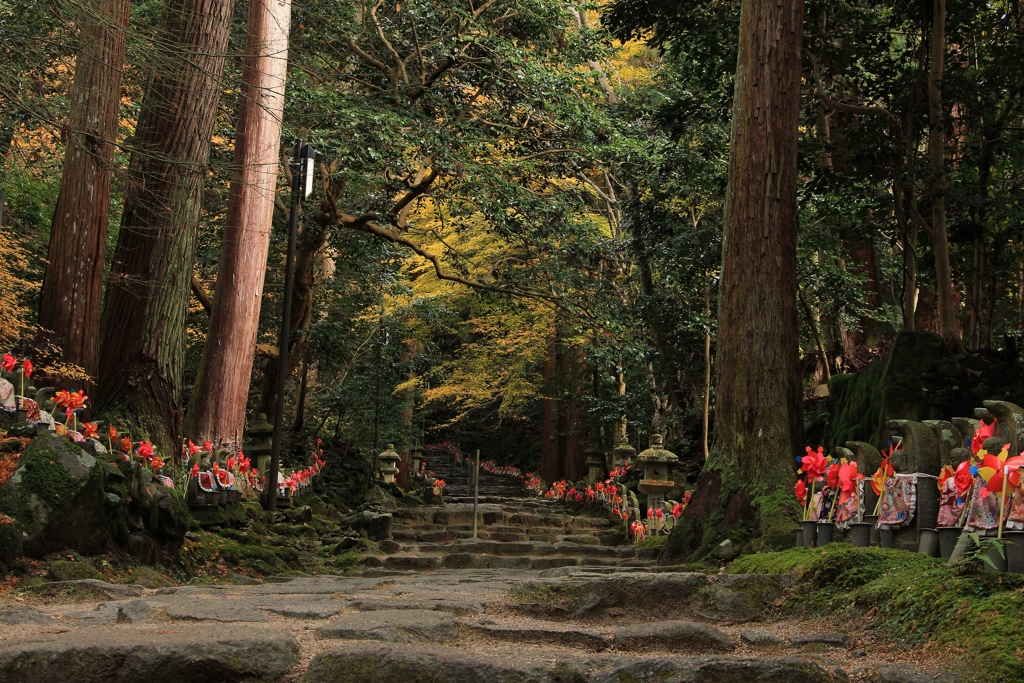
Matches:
[[0, 231, 38, 349]]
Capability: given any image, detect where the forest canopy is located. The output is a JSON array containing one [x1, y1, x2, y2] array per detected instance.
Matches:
[[1, 0, 1022, 483]]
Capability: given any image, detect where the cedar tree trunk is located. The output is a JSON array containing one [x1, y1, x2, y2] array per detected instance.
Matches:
[[927, 0, 963, 352], [257, 219, 329, 416], [39, 0, 129, 387], [97, 0, 236, 454], [185, 0, 292, 448], [663, 0, 805, 562]]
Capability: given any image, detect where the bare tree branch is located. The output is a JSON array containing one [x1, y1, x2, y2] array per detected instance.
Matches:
[[346, 37, 392, 74], [369, 0, 408, 84], [191, 273, 213, 315]]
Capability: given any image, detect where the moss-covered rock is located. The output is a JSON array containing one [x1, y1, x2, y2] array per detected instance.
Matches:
[[46, 559, 105, 581], [190, 501, 250, 528], [827, 331, 946, 450], [0, 517, 23, 573], [0, 432, 113, 556], [128, 565, 177, 588]]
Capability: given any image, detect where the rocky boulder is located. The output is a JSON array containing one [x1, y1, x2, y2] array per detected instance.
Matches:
[[0, 432, 113, 556], [0, 433, 188, 561], [0, 516, 23, 573]]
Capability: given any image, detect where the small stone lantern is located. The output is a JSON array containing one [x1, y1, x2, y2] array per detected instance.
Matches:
[[246, 413, 274, 475], [637, 434, 678, 523], [585, 445, 604, 484], [378, 444, 401, 484], [410, 439, 425, 479], [612, 435, 635, 467]]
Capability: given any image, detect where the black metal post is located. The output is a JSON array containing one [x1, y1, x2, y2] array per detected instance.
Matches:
[[266, 138, 303, 511], [371, 319, 382, 479]]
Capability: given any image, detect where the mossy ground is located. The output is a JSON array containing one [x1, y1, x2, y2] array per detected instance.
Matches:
[[729, 545, 1024, 682], [0, 491, 378, 595]]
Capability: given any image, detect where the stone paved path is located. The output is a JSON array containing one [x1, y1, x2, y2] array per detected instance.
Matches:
[[0, 567, 961, 682]]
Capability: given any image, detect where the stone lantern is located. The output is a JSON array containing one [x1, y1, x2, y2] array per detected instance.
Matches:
[[246, 413, 274, 476], [637, 434, 677, 520], [378, 444, 401, 484], [612, 435, 635, 467], [585, 445, 604, 484], [410, 439, 425, 479]]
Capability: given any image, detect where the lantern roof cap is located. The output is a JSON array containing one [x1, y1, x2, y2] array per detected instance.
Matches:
[[247, 412, 274, 436], [613, 436, 636, 458], [637, 434, 678, 463]]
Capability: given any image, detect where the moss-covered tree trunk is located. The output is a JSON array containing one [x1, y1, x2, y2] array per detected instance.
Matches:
[[97, 0, 235, 454], [38, 0, 129, 389], [663, 0, 805, 562]]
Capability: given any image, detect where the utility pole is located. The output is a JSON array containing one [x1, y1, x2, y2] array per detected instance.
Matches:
[[266, 139, 315, 511], [372, 316, 383, 478]]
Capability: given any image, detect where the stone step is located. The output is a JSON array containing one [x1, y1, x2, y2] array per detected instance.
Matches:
[[303, 642, 855, 683], [380, 554, 654, 571]]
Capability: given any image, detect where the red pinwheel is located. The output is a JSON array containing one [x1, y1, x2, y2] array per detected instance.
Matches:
[[954, 460, 974, 496], [191, 463, 199, 478], [794, 478, 807, 507], [22, 358, 32, 379], [826, 461, 841, 489], [188, 440, 201, 456], [972, 418, 998, 455], [800, 446, 828, 479], [137, 441, 154, 461], [203, 440, 213, 452], [838, 461, 864, 504], [977, 451, 1009, 494], [1, 354, 15, 373], [1007, 454, 1024, 489], [82, 422, 99, 439]]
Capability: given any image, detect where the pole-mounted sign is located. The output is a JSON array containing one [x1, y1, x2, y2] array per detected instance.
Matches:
[[301, 143, 315, 201]]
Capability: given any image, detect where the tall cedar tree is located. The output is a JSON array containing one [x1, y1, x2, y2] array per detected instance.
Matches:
[[38, 0, 129, 387], [924, 0, 963, 352], [185, 0, 292, 448], [664, 0, 805, 560], [97, 0, 235, 453]]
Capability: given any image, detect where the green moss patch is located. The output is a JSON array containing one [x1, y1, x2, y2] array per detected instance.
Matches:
[[636, 534, 668, 549], [728, 546, 1024, 681], [127, 565, 177, 588], [46, 559, 105, 581]]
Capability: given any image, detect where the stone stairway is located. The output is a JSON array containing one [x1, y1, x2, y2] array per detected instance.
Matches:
[[378, 496, 656, 571], [419, 447, 525, 499]]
